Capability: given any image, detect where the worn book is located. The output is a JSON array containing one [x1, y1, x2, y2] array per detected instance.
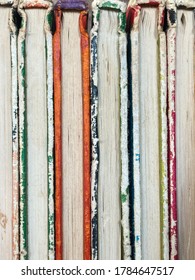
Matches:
[[18, 0, 54, 260], [91, 0, 129, 260], [175, 0, 195, 260], [0, 0, 19, 260], [127, 0, 169, 260], [53, 0, 90, 260]]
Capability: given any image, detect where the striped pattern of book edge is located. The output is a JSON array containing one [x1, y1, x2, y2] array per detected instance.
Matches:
[[90, 0, 130, 260], [53, 0, 91, 260], [18, 0, 54, 260], [0, 0, 193, 261], [127, 0, 169, 260]]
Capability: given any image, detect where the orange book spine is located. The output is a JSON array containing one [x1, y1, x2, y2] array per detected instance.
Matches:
[[53, 8, 63, 260], [80, 11, 91, 260]]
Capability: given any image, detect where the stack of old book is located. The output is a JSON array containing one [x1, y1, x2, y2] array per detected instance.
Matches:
[[0, 0, 194, 260]]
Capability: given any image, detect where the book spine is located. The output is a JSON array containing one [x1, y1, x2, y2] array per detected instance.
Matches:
[[158, 3, 169, 260], [90, 4, 99, 259], [10, 4, 20, 260], [53, 8, 62, 260], [118, 9, 131, 260], [45, 7, 55, 260], [166, 0, 178, 260], [127, 2, 142, 260], [18, 6, 28, 260], [80, 11, 91, 260]]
